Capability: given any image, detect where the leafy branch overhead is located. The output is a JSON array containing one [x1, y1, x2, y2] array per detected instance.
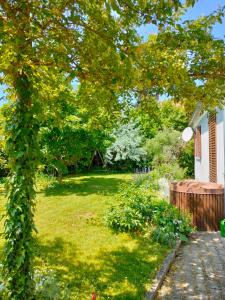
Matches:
[[133, 7, 225, 111]]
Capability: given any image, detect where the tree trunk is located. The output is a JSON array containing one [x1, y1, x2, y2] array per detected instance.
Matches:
[[3, 2, 38, 299], [3, 71, 39, 299]]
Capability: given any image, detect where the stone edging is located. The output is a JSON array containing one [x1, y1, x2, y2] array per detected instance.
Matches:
[[145, 240, 182, 300]]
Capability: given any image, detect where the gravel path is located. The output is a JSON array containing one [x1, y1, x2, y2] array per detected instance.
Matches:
[[156, 232, 225, 300]]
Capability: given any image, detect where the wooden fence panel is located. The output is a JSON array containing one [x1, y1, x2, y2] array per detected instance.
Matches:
[[170, 190, 225, 231]]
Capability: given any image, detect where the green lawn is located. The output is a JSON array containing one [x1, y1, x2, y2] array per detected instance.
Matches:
[[0, 173, 169, 299]]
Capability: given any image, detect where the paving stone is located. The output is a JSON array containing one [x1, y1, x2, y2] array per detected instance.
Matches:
[[156, 232, 225, 300]]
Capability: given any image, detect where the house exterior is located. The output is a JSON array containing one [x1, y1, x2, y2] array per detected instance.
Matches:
[[191, 106, 225, 185]]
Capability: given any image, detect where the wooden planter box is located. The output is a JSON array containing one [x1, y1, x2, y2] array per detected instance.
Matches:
[[170, 180, 225, 231]]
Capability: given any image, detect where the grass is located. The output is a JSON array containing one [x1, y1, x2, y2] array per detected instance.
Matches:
[[0, 172, 170, 299]]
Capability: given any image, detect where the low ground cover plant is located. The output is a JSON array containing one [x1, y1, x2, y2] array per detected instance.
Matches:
[[106, 174, 193, 245]]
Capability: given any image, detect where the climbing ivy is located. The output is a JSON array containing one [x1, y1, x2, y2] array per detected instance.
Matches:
[[3, 71, 40, 299]]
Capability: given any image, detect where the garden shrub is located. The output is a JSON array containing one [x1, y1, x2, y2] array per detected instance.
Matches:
[[106, 183, 155, 232], [150, 201, 193, 245], [145, 128, 192, 180], [106, 178, 193, 245]]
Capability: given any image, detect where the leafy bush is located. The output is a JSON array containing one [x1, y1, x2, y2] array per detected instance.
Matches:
[[106, 183, 154, 232], [150, 162, 186, 181], [106, 179, 193, 245], [150, 201, 193, 244], [145, 127, 194, 180], [145, 128, 182, 166], [145, 128, 188, 180], [179, 140, 194, 178]]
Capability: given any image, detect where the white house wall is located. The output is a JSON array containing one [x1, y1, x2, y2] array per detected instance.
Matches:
[[195, 114, 209, 182], [216, 109, 224, 184], [194, 109, 224, 184]]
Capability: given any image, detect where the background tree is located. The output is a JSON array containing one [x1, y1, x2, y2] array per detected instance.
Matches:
[[127, 96, 161, 139], [145, 128, 187, 180], [105, 120, 146, 169], [40, 126, 109, 180], [160, 100, 189, 131]]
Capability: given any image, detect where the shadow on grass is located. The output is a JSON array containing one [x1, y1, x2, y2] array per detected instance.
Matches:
[[35, 236, 168, 300], [43, 175, 129, 197]]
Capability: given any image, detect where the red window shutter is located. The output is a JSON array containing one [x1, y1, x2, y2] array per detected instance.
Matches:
[[194, 126, 201, 159], [208, 113, 217, 183], [194, 130, 196, 156]]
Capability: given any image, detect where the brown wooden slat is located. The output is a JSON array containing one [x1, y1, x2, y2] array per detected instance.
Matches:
[[194, 126, 201, 159], [208, 113, 217, 183]]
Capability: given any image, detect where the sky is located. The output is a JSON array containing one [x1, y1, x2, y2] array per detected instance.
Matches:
[[0, 0, 225, 105]]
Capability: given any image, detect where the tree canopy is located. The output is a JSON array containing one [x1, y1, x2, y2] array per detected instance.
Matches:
[[132, 10, 225, 112]]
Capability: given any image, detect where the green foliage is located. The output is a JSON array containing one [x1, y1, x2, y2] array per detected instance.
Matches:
[[151, 201, 193, 244], [132, 172, 160, 191], [0, 266, 69, 300], [145, 128, 186, 180], [151, 162, 186, 181], [3, 74, 40, 299], [106, 183, 154, 232], [146, 128, 182, 165], [40, 125, 109, 179], [126, 97, 189, 140], [142, 104, 194, 179], [106, 178, 193, 245], [34, 269, 70, 300], [134, 11, 225, 112], [160, 100, 189, 131], [105, 120, 146, 169], [179, 140, 195, 178], [128, 96, 161, 139]]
